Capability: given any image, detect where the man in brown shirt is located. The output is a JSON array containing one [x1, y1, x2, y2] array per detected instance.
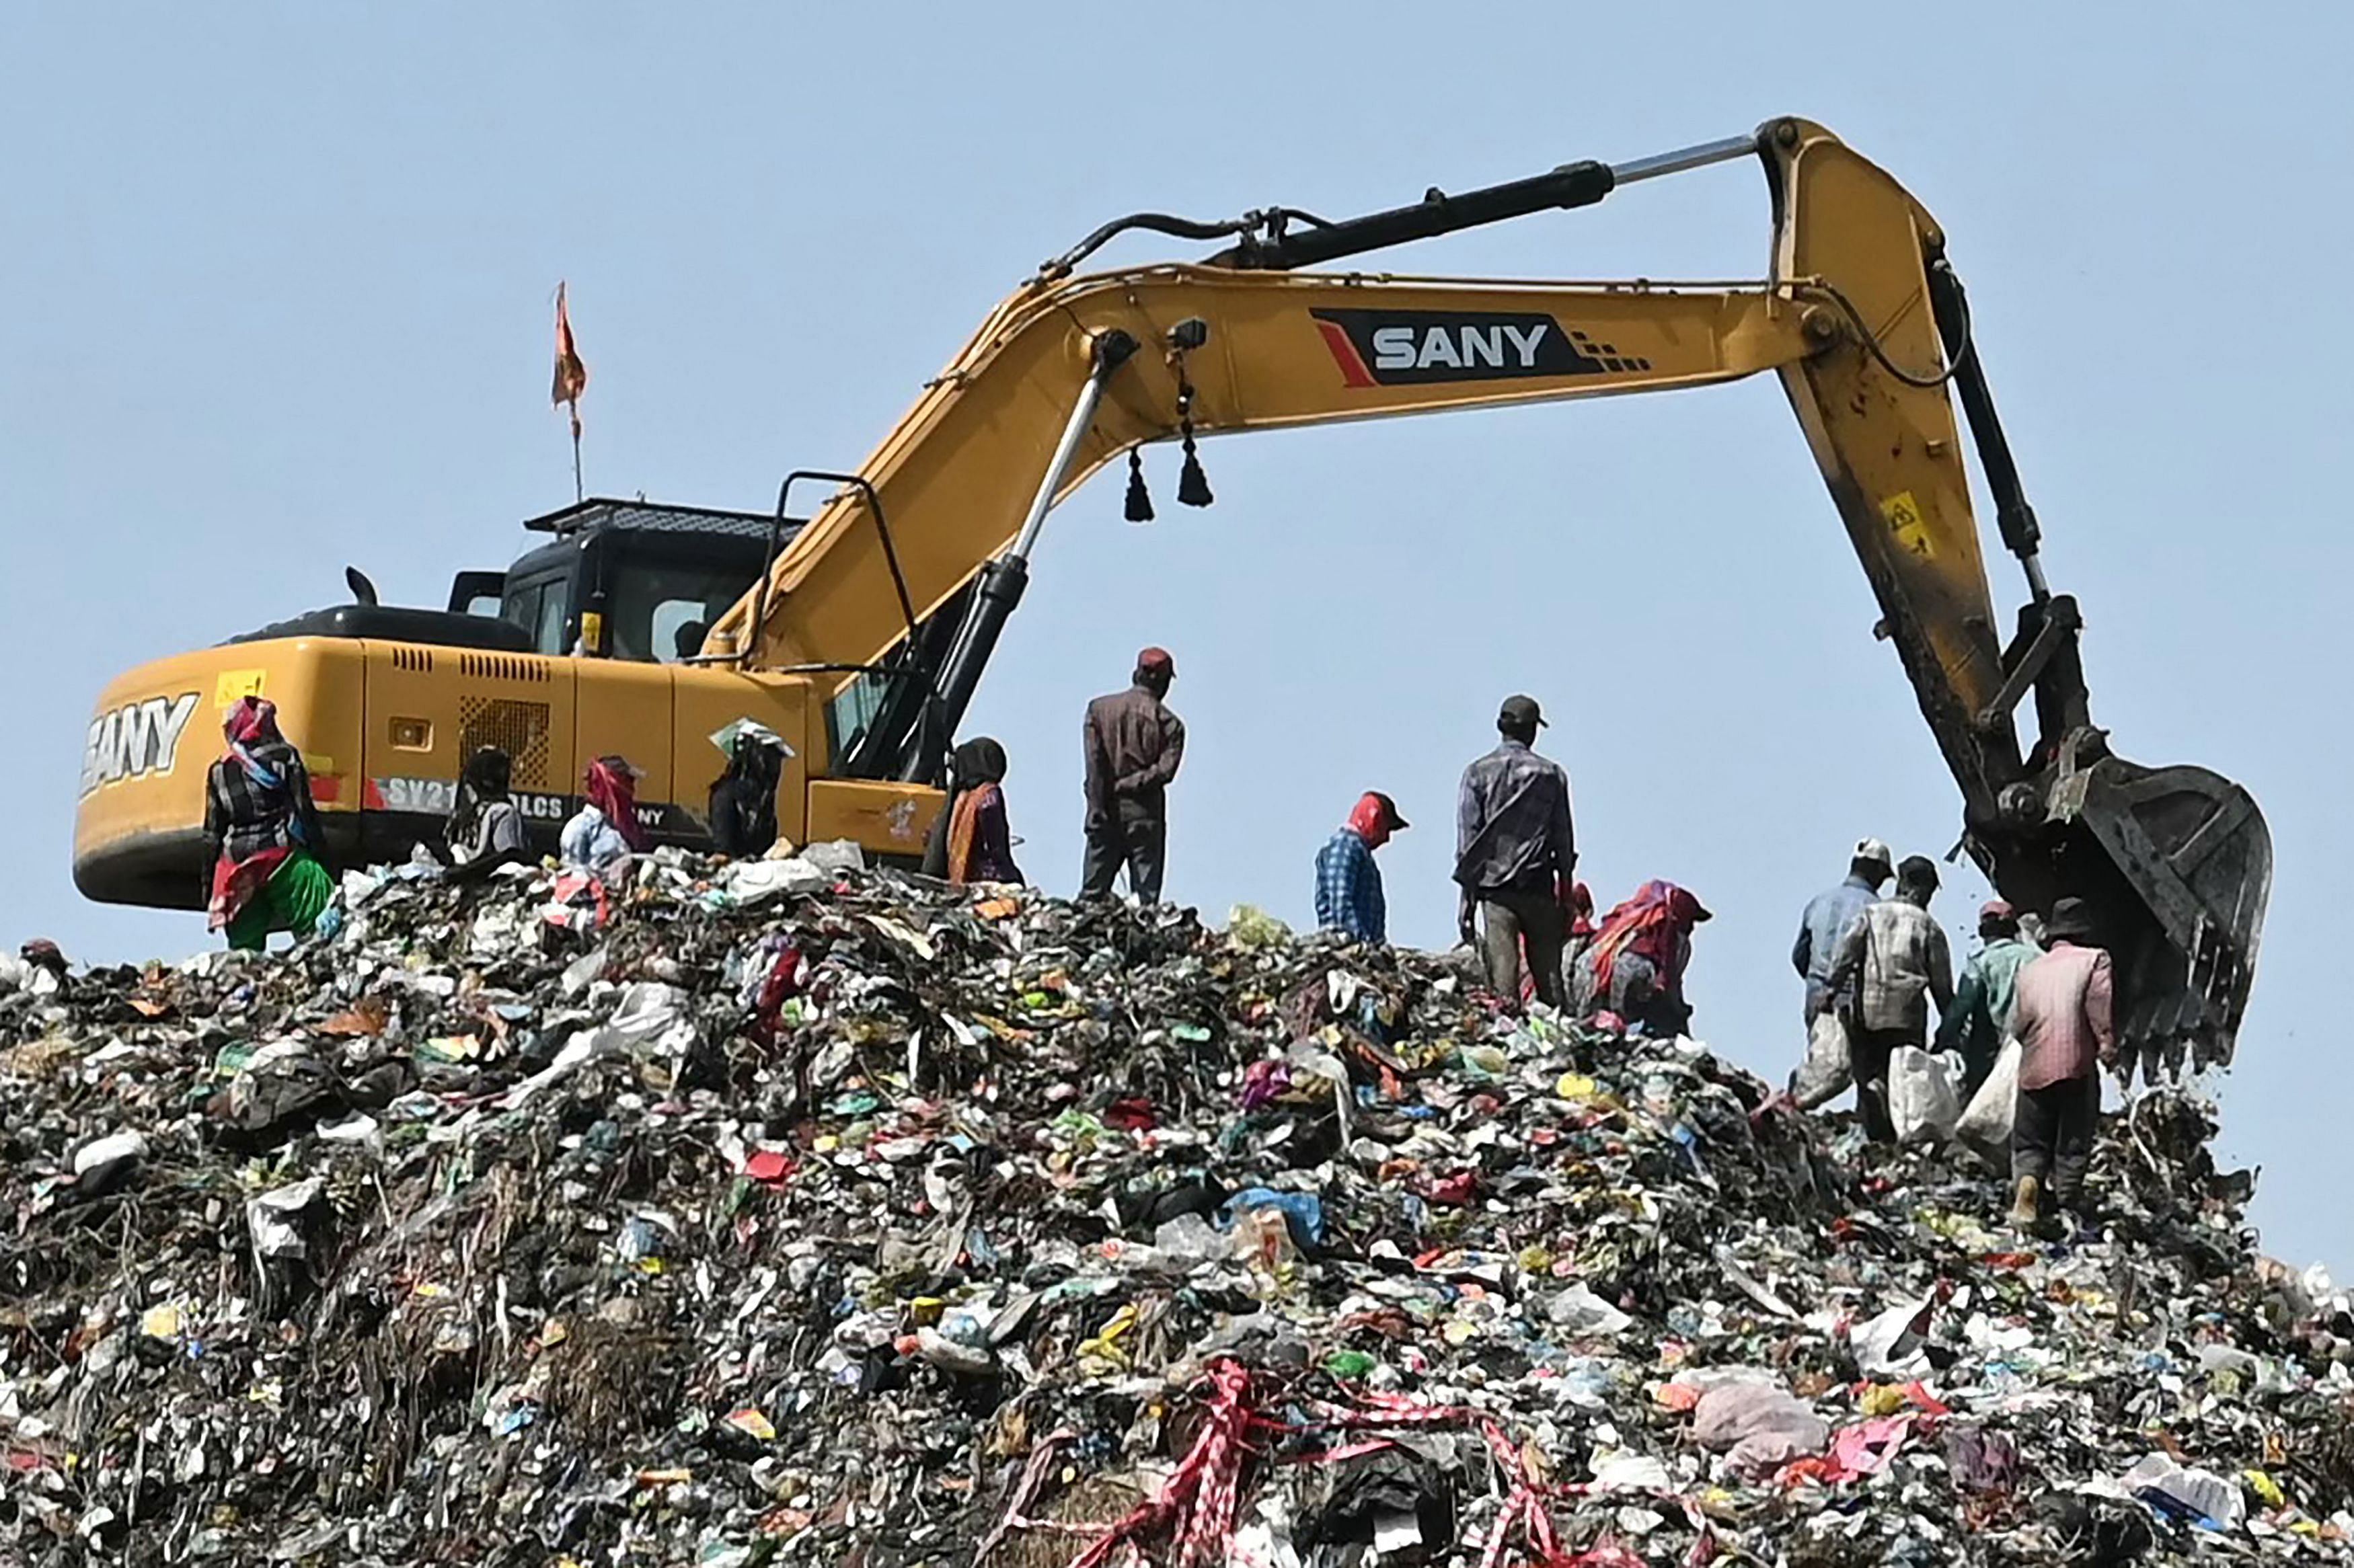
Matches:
[[1080, 646, 1184, 903], [2006, 897, 2116, 1230]]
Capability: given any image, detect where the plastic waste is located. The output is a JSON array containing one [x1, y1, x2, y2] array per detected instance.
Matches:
[[245, 1177, 324, 1260], [1852, 1294, 1934, 1378], [0, 855, 2337, 1567], [1688, 1380, 1830, 1477], [71, 1129, 147, 1185], [718, 855, 832, 907], [1219, 1187, 1325, 1252], [2121, 1452, 2248, 1532], [1791, 1011, 1852, 1109], [1153, 1212, 1234, 1265], [797, 838, 866, 873], [1954, 1036, 2022, 1158], [1588, 1451, 1673, 1492], [1227, 904, 1292, 947], [1887, 1046, 1962, 1144], [1547, 1283, 1635, 1337]]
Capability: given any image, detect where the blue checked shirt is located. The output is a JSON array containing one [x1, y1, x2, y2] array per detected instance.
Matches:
[[1315, 828, 1385, 943], [1792, 873, 1881, 1019]]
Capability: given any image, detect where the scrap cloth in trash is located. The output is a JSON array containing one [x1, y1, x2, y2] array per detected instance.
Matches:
[[1, 852, 2350, 1567]]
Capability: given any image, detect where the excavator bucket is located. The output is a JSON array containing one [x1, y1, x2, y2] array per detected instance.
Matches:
[[1998, 747, 2270, 1079]]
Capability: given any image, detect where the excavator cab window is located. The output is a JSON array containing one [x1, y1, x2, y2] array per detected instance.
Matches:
[[447, 570, 508, 619], [605, 558, 755, 664], [500, 574, 574, 657], [826, 669, 893, 761]]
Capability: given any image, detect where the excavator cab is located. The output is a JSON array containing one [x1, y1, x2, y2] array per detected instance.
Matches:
[[221, 500, 780, 666], [488, 499, 782, 663]]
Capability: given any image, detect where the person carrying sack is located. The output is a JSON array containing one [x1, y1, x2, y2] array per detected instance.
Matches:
[[1786, 838, 1893, 1109], [1825, 855, 1954, 1143]]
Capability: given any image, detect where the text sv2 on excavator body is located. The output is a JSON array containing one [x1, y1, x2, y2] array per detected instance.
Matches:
[[75, 117, 2268, 1069]]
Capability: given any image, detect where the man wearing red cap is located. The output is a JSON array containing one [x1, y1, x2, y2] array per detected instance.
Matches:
[[1315, 792, 1408, 943], [1936, 899, 2041, 1096], [1081, 647, 1185, 902]]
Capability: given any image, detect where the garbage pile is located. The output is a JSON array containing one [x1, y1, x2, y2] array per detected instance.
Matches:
[[3, 855, 2351, 1567]]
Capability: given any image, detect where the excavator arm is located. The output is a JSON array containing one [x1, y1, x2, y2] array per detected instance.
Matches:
[[710, 272, 1822, 684], [700, 116, 2267, 1070]]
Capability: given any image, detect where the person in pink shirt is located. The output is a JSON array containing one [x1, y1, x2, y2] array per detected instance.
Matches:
[[2006, 897, 2116, 1230]]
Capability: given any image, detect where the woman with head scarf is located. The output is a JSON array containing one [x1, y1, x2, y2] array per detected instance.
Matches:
[[708, 724, 788, 858], [1572, 879, 1711, 1036], [921, 737, 1022, 887], [444, 746, 531, 879], [561, 754, 648, 877], [204, 697, 335, 949]]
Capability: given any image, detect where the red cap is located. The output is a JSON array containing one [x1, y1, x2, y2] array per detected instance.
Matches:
[[1980, 899, 2015, 921], [1136, 645, 1174, 674], [1348, 791, 1409, 845]]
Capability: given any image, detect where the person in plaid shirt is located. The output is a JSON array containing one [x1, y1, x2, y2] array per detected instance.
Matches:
[[1825, 854, 1955, 1142], [1314, 792, 1408, 943]]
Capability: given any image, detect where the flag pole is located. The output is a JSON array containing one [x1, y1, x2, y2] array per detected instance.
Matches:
[[552, 281, 590, 505]]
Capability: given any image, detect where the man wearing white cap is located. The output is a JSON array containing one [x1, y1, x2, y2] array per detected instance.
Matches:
[[1792, 838, 1893, 1027]]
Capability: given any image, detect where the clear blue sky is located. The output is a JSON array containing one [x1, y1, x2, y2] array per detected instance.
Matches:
[[6, 6, 2347, 1276]]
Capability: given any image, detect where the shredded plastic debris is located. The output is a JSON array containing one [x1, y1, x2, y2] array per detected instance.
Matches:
[[1, 853, 2347, 1565]]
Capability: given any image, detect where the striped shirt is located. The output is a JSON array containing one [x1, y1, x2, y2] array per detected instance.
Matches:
[[2011, 941, 2115, 1090]]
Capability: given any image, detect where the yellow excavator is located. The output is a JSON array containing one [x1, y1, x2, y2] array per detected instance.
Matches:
[[73, 116, 2268, 1069]]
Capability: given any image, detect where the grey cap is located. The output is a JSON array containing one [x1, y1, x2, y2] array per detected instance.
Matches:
[[1498, 694, 1547, 730]]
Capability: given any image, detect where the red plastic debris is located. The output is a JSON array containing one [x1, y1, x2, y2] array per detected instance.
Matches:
[[1422, 1171, 1478, 1207], [1103, 1097, 1157, 1132], [743, 1150, 794, 1185]]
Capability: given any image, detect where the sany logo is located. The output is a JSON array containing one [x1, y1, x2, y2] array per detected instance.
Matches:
[[1373, 319, 1553, 372], [1311, 309, 1653, 387], [81, 693, 202, 797]]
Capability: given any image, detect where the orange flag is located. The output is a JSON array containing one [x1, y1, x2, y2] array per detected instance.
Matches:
[[552, 282, 588, 434]]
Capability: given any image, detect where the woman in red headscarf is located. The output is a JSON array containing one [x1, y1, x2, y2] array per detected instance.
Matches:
[[561, 755, 649, 877], [1572, 880, 1712, 1037], [204, 697, 335, 949]]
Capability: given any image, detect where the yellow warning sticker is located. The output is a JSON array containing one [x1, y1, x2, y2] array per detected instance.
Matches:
[[1879, 491, 1935, 561], [214, 669, 267, 707]]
